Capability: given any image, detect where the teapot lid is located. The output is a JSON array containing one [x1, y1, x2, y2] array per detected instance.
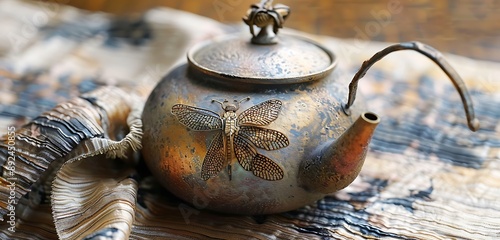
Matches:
[[187, 1, 336, 84]]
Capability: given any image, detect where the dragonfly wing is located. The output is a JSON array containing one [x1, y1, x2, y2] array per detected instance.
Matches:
[[172, 104, 222, 131], [239, 126, 289, 150], [201, 132, 225, 180], [252, 154, 284, 181], [238, 99, 282, 126], [234, 134, 257, 171]]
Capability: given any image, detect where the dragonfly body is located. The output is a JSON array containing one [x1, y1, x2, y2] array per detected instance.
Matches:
[[222, 110, 239, 180], [172, 98, 289, 181]]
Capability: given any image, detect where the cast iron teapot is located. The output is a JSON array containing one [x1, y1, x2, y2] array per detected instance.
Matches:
[[141, 0, 479, 215]]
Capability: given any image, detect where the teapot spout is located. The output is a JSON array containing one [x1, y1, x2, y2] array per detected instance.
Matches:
[[299, 112, 380, 194]]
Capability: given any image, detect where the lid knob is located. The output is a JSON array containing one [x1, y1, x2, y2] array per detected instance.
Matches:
[[242, 0, 290, 45]]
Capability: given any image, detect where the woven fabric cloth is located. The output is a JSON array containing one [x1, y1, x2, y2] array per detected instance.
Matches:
[[0, 1, 499, 239]]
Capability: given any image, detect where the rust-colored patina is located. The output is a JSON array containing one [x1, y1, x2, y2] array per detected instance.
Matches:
[[141, 0, 478, 215]]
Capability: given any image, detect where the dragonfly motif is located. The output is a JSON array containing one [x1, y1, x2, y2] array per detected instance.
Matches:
[[171, 98, 289, 181]]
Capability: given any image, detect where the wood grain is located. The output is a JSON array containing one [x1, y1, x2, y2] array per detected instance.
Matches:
[[51, 0, 500, 62]]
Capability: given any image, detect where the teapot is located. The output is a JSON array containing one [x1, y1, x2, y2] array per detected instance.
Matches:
[[141, 0, 479, 215]]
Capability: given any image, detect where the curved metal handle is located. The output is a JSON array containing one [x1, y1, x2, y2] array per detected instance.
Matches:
[[344, 41, 479, 132]]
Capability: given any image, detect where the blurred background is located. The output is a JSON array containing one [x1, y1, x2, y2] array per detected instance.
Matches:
[[48, 0, 499, 62]]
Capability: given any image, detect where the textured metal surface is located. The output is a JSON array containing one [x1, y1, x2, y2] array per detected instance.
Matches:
[[345, 41, 479, 132], [142, 61, 366, 215], [172, 99, 289, 181], [187, 34, 336, 84], [299, 112, 380, 194], [242, 0, 290, 44], [146, 13, 478, 215]]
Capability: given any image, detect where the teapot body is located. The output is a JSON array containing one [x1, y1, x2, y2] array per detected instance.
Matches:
[[142, 61, 365, 215], [141, 0, 479, 214]]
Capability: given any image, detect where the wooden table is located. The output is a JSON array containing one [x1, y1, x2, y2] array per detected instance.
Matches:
[[55, 0, 500, 62]]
